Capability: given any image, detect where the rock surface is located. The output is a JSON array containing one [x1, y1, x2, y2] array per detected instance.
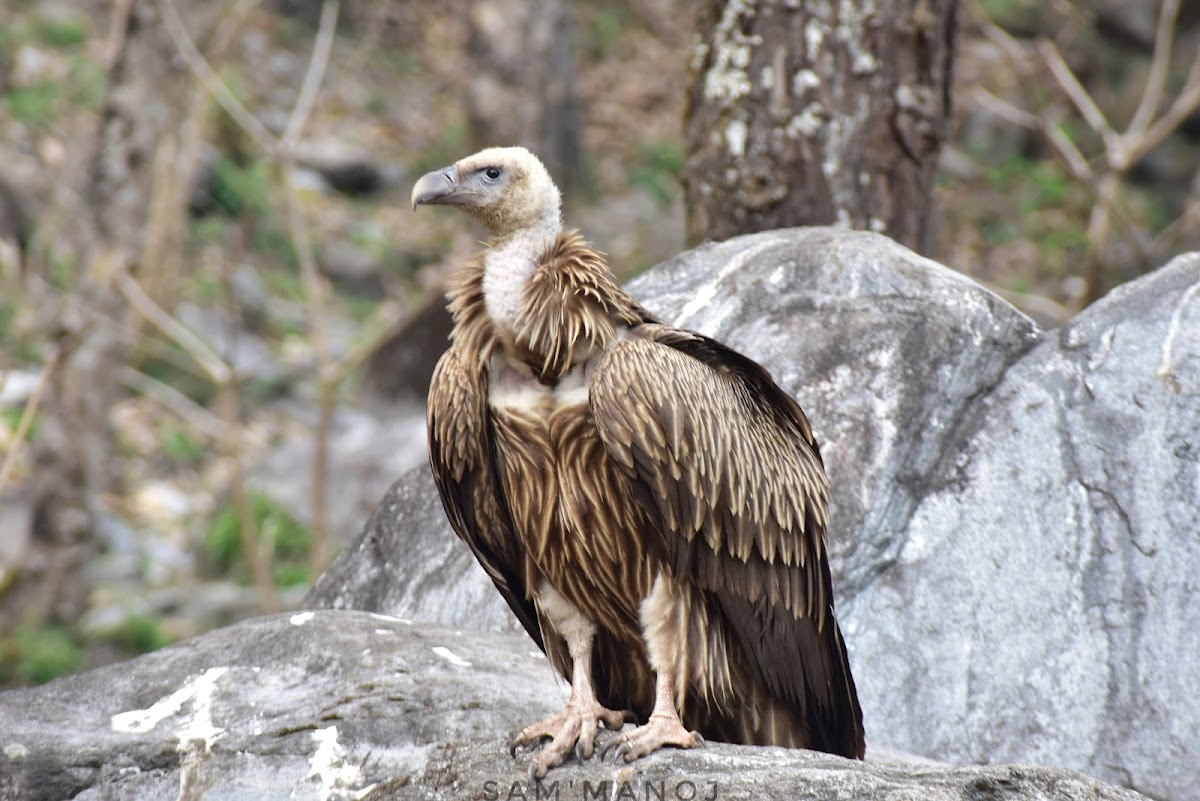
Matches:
[[0, 610, 1151, 801], [307, 228, 1200, 800]]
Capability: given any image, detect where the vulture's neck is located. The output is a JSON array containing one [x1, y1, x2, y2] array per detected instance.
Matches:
[[482, 214, 561, 336]]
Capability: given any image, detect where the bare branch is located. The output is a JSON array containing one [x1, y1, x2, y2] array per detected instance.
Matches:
[[0, 347, 62, 494], [1124, 58, 1200, 169], [99, 0, 136, 69], [117, 366, 238, 444], [973, 7, 1030, 70], [282, 0, 340, 150], [1127, 0, 1180, 138], [159, 0, 277, 153], [330, 302, 407, 384], [969, 88, 1093, 180], [274, 0, 341, 578], [970, 86, 1038, 128], [116, 270, 232, 385], [1038, 39, 1114, 142], [1044, 124, 1093, 182]]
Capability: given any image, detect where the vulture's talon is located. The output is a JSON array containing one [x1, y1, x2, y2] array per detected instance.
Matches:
[[601, 714, 703, 764], [510, 696, 630, 776], [598, 736, 621, 762]]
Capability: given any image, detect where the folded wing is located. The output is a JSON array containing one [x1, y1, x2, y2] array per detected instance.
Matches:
[[589, 324, 864, 758]]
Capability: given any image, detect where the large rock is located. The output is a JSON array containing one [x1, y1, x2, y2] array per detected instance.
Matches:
[[0, 610, 1150, 801], [307, 228, 1200, 800]]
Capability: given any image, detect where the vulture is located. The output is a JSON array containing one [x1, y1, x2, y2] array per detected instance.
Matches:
[[413, 147, 864, 778]]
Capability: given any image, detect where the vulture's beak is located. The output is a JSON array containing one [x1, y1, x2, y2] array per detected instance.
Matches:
[[411, 164, 460, 210]]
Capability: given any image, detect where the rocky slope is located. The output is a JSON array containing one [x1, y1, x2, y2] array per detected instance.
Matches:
[[0, 611, 1151, 801], [310, 227, 1200, 801]]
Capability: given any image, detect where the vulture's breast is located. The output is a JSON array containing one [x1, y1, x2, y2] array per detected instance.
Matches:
[[487, 353, 658, 637]]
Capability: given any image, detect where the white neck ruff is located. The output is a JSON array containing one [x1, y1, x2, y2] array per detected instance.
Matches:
[[482, 216, 560, 334]]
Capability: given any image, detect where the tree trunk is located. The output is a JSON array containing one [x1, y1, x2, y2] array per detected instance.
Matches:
[[466, 0, 583, 193], [684, 0, 957, 253]]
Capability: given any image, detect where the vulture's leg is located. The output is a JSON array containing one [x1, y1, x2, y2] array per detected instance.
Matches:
[[603, 572, 702, 762], [511, 586, 631, 779], [603, 670, 702, 762]]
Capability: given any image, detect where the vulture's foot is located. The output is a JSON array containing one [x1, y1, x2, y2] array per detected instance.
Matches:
[[510, 698, 631, 779], [601, 712, 703, 764]]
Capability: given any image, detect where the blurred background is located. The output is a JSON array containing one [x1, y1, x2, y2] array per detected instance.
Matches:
[[0, 0, 1197, 688]]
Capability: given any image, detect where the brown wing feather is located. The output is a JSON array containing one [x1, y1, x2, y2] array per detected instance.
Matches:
[[590, 324, 864, 758], [427, 345, 545, 653]]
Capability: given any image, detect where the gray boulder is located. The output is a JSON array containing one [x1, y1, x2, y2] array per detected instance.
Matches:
[[307, 228, 1200, 800], [0, 610, 1150, 801]]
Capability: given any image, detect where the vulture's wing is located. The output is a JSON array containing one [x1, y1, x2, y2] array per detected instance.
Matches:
[[590, 324, 864, 758], [428, 345, 545, 652]]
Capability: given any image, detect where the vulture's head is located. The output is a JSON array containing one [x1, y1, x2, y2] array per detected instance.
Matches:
[[411, 147, 561, 241]]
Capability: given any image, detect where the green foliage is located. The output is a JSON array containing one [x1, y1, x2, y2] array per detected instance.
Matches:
[[104, 614, 170, 655], [204, 491, 313, 587], [159, 425, 206, 465], [66, 56, 106, 110], [0, 299, 41, 364], [0, 13, 89, 48], [0, 624, 84, 686], [259, 264, 306, 302], [2, 53, 105, 129], [342, 294, 378, 324], [252, 223, 299, 268], [4, 83, 61, 126], [211, 157, 273, 218], [34, 16, 88, 48], [628, 141, 685, 205], [202, 156, 301, 268], [46, 249, 78, 290], [585, 7, 627, 58], [0, 406, 39, 441], [979, 0, 1054, 33], [0, 299, 17, 343], [978, 154, 1092, 276]]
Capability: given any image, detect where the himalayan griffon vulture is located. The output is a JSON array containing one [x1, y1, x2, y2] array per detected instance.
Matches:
[[413, 147, 864, 778]]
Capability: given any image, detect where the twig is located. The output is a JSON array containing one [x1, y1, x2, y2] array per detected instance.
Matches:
[[1127, 0, 1180, 138], [282, 0, 340, 150], [100, 0, 136, 69], [283, 182, 335, 577], [330, 302, 407, 384], [116, 271, 232, 385], [277, 0, 341, 578], [116, 366, 237, 443], [1083, 173, 1120, 303], [1123, 58, 1200, 170], [1037, 39, 1114, 143], [158, 0, 276, 153], [970, 88, 1092, 180], [217, 379, 280, 612], [0, 348, 62, 495]]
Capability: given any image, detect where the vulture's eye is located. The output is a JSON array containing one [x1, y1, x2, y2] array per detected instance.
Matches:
[[484, 167, 502, 181]]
